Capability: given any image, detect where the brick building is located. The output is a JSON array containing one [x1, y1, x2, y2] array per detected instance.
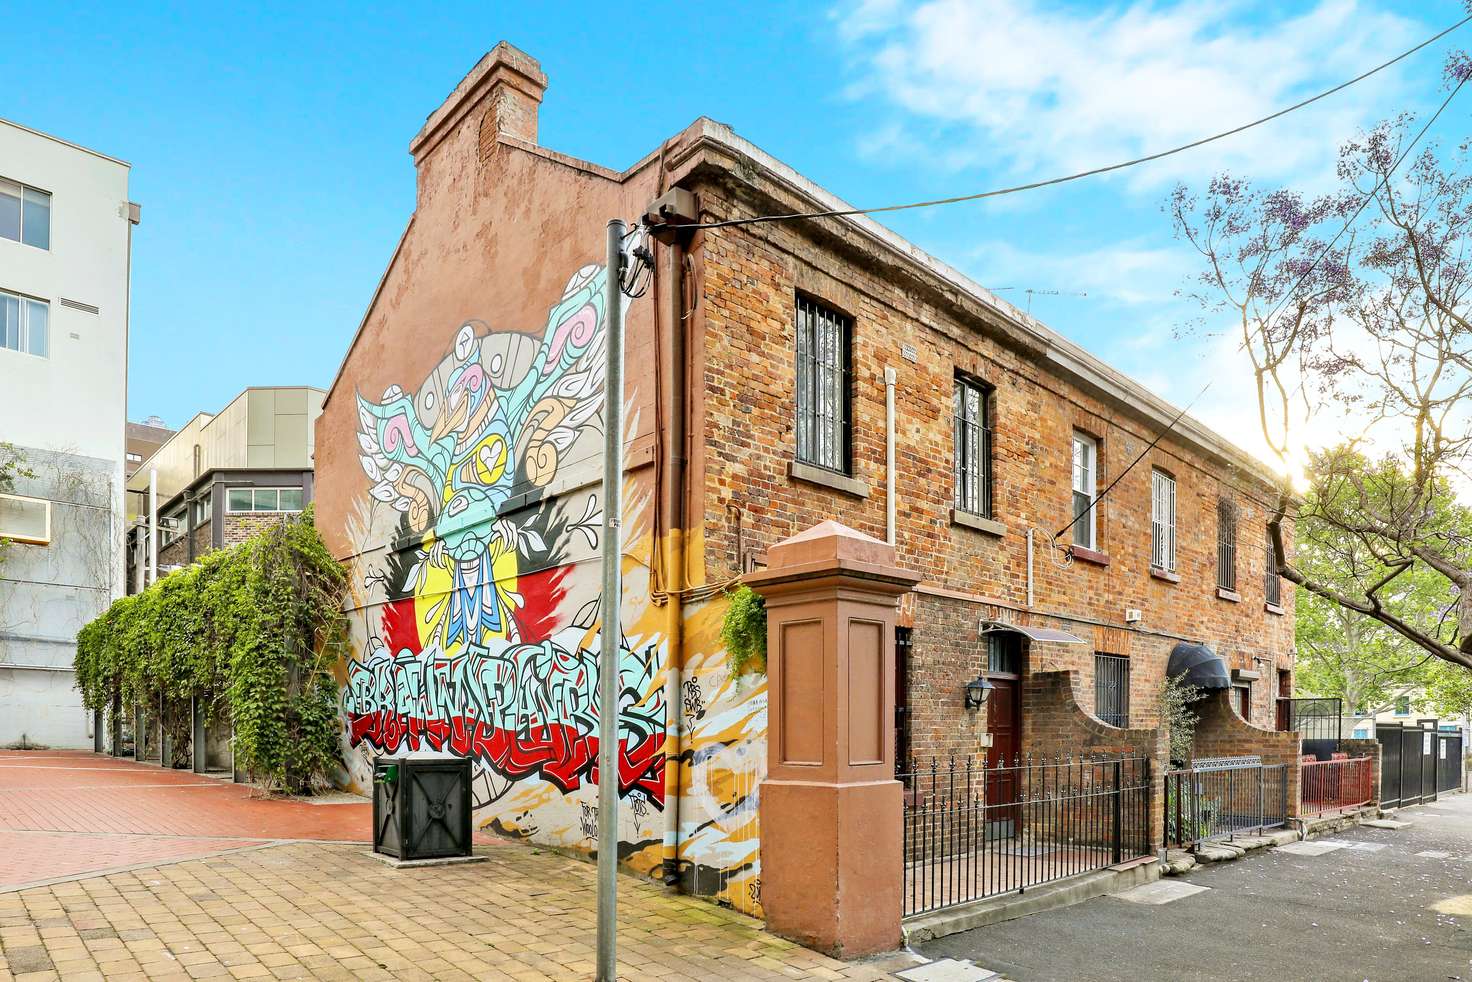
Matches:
[[125, 387, 321, 591], [315, 43, 1295, 916]]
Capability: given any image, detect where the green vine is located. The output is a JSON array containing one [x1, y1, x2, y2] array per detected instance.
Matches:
[[0, 442, 36, 571], [74, 507, 347, 793], [719, 584, 767, 676]]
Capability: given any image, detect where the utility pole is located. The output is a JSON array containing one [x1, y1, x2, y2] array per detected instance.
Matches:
[[596, 218, 626, 982], [148, 469, 158, 586]]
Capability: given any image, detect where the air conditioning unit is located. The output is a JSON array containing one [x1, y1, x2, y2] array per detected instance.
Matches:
[[1124, 608, 1143, 624]]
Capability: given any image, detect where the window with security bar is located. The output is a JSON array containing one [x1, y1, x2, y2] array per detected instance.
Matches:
[[1071, 432, 1097, 548], [953, 375, 992, 517], [794, 295, 852, 474], [1217, 497, 1237, 591], [1264, 529, 1282, 605], [1095, 653, 1130, 727], [1151, 469, 1177, 572]]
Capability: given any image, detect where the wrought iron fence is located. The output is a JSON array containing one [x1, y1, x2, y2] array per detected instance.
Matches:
[[1276, 697, 1342, 745], [900, 754, 1151, 917], [1166, 756, 1288, 848], [1300, 755, 1373, 817]]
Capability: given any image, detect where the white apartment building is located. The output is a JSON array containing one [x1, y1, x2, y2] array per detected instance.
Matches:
[[0, 117, 137, 748]]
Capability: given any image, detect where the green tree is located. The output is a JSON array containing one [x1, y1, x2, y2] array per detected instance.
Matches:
[[1292, 447, 1464, 714], [1172, 102, 1472, 671]]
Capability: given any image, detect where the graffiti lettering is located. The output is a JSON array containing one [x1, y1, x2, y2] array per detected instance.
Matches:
[[344, 626, 666, 806]]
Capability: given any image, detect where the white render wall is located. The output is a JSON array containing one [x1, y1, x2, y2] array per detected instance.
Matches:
[[0, 117, 131, 748], [0, 118, 131, 463]]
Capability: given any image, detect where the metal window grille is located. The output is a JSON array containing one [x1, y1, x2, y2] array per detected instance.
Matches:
[[1151, 470, 1176, 571], [953, 377, 991, 517], [987, 634, 1019, 674], [1217, 497, 1237, 591], [794, 295, 852, 474], [1264, 530, 1282, 605], [1094, 654, 1130, 727], [1071, 434, 1097, 549]]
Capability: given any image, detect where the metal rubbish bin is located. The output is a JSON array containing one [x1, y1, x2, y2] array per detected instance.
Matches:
[[372, 756, 473, 861]]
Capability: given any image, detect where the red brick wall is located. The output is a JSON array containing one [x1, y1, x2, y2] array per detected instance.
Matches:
[[221, 512, 294, 548], [689, 179, 1296, 738]]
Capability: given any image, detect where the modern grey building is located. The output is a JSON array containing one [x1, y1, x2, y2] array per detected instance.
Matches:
[[0, 117, 137, 748]]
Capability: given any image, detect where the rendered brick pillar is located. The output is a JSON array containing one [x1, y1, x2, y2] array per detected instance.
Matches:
[[746, 521, 920, 958]]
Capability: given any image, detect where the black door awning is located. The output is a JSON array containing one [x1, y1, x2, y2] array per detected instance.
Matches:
[[1167, 642, 1230, 689]]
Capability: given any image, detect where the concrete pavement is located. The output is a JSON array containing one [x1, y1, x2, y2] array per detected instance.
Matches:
[[0, 750, 906, 980], [918, 790, 1472, 982]]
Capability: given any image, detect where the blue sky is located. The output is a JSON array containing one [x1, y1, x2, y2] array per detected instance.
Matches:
[[1, 0, 1466, 465]]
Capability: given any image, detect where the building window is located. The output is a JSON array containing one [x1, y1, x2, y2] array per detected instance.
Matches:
[[1234, 682, 1252, 721], [1394, 695, 1410, 717], [161, 505, 187, 546], [1217, 497, 1237, 591], [0, 179, 50, 250], [1094, 653, 1130, 727], [794, 295, 851, 474], [226, 487, 304, 513], [953, 375, 992, 517], [1264, 529, 1282, 606], [0, 289, 49, 357], [1071, 433, 1098, 549], [126, 452, 143, 463], [0, 493, 51, 545], [986, 634, 1020, 675], [192, 491, 212, 527], [1151, 469, 1176, 572]]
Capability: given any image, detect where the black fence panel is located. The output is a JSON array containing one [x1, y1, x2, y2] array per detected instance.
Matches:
[[1437, 733, 1464, 794], [900, 754, 1151, 918], [1377, 724, 1443, 808]]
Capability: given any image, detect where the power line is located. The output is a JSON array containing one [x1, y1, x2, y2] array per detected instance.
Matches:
[[1052, 71, 1470, 547], [661, 15, 1470, 235]]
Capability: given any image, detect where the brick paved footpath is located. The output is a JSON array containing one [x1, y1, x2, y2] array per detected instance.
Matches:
[[0, 752, 902, 980]]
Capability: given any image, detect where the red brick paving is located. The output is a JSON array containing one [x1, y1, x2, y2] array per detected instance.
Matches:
[[0, 750, 371, 891]]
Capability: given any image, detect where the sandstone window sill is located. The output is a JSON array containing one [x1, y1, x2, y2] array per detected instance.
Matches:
[[788, 460, 870, 499], [1216, 587, 1242, 603], [1071, 545, 1110, 567], [1265, 602, 1286, 616], [1150, 566, 1180, 584], [950, 508, 1006, 538]]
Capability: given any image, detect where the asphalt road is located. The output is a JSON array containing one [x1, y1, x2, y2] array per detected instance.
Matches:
[[918, 789, 1472, 982]]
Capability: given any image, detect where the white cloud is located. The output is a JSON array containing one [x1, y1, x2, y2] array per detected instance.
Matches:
[[835, 0, 1423, 191], [965, 237, 1192, 306]]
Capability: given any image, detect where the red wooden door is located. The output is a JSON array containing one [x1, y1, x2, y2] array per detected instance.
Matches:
[[984, 677, 1022, 834]]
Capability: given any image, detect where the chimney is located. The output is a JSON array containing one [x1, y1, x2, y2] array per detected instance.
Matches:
[[409, 42, 548, 169]]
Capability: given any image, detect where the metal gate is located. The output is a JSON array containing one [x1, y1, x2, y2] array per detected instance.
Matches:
[[1377, 723, 1440, 808], [1165, 755, 1288, 847], [1437, 732, 1465, 794], [1277, 697, 1342, 759]]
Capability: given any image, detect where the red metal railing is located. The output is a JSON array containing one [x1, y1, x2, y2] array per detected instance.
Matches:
[[1300, 755, 1374, 816]]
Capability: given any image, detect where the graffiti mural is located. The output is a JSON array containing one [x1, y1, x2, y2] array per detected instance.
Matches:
[[344, 262, 668, 808], [339, 257, 767, 917], [343, 626, 666, 807]]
